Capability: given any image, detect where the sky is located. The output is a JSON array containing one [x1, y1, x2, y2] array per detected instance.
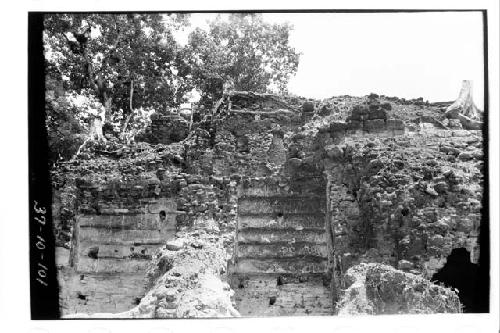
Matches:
[[178, 12, 485, 108]]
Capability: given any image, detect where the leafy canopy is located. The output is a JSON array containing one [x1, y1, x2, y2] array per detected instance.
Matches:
[[44, 13, 192, 118], [187, 14, 300, 105]]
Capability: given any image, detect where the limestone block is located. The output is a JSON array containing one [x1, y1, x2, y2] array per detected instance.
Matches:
[[165, 238, 185, 251], [367, 108, 388, 120], [363, 119, 386, 132], [386, 119, 405, 130], [346, 120, 362, 130], [237, 229, 326, 244]]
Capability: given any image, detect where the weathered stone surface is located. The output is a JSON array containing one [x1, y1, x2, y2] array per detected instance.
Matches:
[[237, 243, 328, 258], [238, 196, 325, 215], [302, 101, 315, 113], [231, 274, 332, 316], [237, 228, 326, 244], [325, 144, 344, 159], [330, 122, 347, 132], [55, 90, 484, 318], [165, 239, 185, 251], [58, 269, 149, 314], [59, 195, 178, 315], [346, 120, 362, 130], [234, 258, 327, 274], [386, 119, 405, 130], [364, 119, 386, 132], [238, 213, 325, 229], [76, 257, 151, 273], [337, 263, 461, 315], [367, 108, 388, 120]]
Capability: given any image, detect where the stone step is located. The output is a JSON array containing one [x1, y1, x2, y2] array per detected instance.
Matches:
[[232, 258, 327, 274], [76, 257, 151, 273], [78, 227, 165, 245], [239, 178, 325, 198], [238, 213, 325, 229], [235, 286, 332, 309], [78, 214, 176, 230], [238, 197, 325, 215], [237, 243, 328, 259], [230, 274, 333, 316], [230, 272, 327, 285], [58, 270, 147, 314], [237, 228, 326, 244], [78, 242, 161, 260]]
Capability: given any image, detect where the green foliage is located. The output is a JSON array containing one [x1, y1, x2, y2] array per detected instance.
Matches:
[[187, 14, 300, 106]]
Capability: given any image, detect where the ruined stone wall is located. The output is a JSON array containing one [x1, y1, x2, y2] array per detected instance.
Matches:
[[185, 110, 300, 178], [58, 180, 179, 315], [140, 113, 190, 145], [320, 117, 483, 294], [230, 176, 332, 316], [55, 91, 484, 316]]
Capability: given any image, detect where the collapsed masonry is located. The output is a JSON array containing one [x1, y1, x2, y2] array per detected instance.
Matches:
[[55, 89, 484, 317]]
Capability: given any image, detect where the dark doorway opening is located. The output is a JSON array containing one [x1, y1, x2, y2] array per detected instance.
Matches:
[[431, 248, 482, 313]]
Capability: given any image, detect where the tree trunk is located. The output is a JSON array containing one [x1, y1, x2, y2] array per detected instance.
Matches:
[[446, 80, 481, 120], [89, 116, 105, 141], [121, 80, 134, 136], [103, 95, 113, 123], [70, 114, 105, 161]]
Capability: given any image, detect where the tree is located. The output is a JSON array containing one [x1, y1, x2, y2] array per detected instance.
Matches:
[[445, 80, 483, 130], [44, 13, 193, 136], [446, 80, 481, 120], [186, 13, 300, 107]]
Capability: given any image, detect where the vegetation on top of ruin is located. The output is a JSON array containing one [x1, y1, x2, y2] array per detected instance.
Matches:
[[44, 13, 300, 164]]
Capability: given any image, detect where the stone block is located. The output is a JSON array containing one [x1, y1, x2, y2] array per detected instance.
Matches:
[[330, 122, 347, 132], [367, 108, 388, 120], [346, 120, 362, 130], [302, 101, 315, 113], [78, 242, 158, 260], [237, 229, 326, 244], [398, 259, 414, 270], [78, 228, 163, 244], [386, 119, 405, 130], [233, 258, 327, 274], [165, 238, 185, 251], [325, 145, 344, 159], [363, 119, 386, 132], [237, 243, 328, 258], [238, 214, 325, 229], [238, 196, 325, 215], [349, 105, 368, 121], [59, 271, 148, 315], [76, 257, 150, 273]]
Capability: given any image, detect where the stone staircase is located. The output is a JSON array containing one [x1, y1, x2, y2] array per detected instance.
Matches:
[[58, 191, 178, 315], [229, 178, 333, 316]]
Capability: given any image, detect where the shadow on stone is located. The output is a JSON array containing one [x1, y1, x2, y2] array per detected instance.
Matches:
[[431, 248, 481, 313]]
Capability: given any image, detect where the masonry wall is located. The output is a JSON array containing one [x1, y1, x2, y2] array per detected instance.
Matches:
[[320, 118, 483, 294], [229, 176, 333, 316], [58, 181, 178, 315]]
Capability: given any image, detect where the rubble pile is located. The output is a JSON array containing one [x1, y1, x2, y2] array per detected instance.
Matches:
[[65, 230, 239, 318], [336, 263, 461, 315]]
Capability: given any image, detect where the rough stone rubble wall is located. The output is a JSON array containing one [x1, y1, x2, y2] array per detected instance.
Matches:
[[318, 108, 483, 296], [56, 92, 484, 316]]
